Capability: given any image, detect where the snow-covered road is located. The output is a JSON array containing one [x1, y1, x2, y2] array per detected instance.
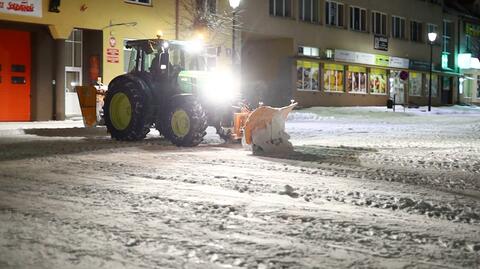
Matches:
[[0, 106, 479, 268]]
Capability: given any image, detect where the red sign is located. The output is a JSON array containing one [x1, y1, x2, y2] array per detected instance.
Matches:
[[106, 48, 119, 64], [0, 0, 42, 17]]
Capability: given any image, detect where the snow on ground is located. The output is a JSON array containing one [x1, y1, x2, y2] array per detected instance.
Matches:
[[0, 106, 480, 268]]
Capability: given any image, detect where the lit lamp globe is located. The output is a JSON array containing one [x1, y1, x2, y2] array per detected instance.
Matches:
[[229, 0, 240, 9], [428, 32, 437, 43]]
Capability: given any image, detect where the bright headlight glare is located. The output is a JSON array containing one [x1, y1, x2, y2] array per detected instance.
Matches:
[[203, 72, 239, 103]]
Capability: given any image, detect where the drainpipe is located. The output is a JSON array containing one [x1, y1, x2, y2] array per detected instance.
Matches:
[[175, 0, 179, 40]]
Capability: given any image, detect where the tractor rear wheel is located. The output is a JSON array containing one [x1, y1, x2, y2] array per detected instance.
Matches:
[[104, 82, 149, 141], [161, 96, 207, 147]]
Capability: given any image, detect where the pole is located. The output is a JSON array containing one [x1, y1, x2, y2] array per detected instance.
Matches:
[[232, 9, 236, 66], [428, 42, 433, 112]]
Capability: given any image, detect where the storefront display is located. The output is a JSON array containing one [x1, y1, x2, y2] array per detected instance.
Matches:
[[424, 74, 438, 97], [409, 72, 422, 96], [477, 75, 480, 99], [369, 68, 387, 94], [296, 60, 319, 91], [324, 63, 344, 92], [346, 66, 367, 94]]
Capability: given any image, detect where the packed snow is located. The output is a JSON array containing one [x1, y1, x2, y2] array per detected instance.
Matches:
[[0, 105, 479, 268]]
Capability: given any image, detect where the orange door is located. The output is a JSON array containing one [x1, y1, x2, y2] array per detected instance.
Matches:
[[0, 29, 31, 121]]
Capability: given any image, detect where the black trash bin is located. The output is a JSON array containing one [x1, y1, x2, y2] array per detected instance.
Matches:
[[387, 99, 393, 109]]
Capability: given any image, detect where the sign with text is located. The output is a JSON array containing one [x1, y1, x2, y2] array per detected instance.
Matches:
[[106, 48, 120, 64], [374, 35, 389, 51], [465, 23, 480, 38], [0, 0, 42, 17], [334, 49, 409, 69]]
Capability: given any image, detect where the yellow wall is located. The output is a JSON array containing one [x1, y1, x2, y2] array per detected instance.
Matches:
[[0, 0, 234, 83]]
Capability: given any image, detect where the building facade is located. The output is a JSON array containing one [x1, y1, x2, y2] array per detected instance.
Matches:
[[0, 0, 234, 121], [239, 0, 465, 107]]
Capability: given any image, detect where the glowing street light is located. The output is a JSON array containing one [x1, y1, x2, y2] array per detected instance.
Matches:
[[428, 32, 437, 112], [229, 0, 241, 9]]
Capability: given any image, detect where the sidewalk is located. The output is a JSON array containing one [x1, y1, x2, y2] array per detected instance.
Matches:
[[0, 120, 85, 131]]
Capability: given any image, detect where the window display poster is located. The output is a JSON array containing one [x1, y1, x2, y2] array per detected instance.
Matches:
[[425, 74, 438, 97], [409, 72, 422, 96], [347, 66, 367, 93], [296, 60, 319, 91], [369, 69, 387, 94], [324, 64, 344, 92]]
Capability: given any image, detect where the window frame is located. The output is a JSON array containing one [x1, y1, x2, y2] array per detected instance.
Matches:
[[124, 0, 152, 6], [410, 20, 424, 43], [297, 60, 320, 92], [371, 11, 387, 36], [269, 0, 292, 18], [325, 1, 345, 27], [299, 0, 320, 23], [349, 6, 367, 32], [391, 15, 406, 39]]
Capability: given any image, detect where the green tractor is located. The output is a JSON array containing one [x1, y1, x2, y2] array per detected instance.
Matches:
[[104, 38, 241, 146]]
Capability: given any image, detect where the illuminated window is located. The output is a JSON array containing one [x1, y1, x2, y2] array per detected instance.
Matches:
[[346, 66, 367, 94], [324, 64, 344, 92], [409, 72, 422, 96], [369, 68, 387, 94], [297, 61, 320, 91], [298, 46, 319, 57]]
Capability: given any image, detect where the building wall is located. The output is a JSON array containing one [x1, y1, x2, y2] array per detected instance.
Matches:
[[239, 0, 456, 107], [1, 0, 235, 120]]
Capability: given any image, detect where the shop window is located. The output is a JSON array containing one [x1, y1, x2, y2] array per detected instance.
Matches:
[[349, 6, 366, 32], [269, 0, 292, 17], [369, 68, 387, 94], [65, 29, 82, 68], [299, 0, 319, 23], [297, 60, 319, 91], [465, 34, 472, 52], [464, 77, 473, 98], [410, 21, 423, 42], [324, 63, 344, 92], [298, 46, 319, 57], [409, 72, 422, 96], [325, 1, 344, 27], [346, 66, 367, 94], [477, 75, 480, 99], [372, 11, 387, 36], [124, 0, 152, 6], [424, 74, 438, 97], [392, 16, 406, 39]]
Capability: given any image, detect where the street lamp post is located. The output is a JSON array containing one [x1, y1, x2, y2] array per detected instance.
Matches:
[[428, 32, 437, 112], [229, 0, 241, 65]]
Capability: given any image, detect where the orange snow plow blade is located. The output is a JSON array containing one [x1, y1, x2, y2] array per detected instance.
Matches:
[[76, 86, 97, 127], [243, 103, 297, 145]]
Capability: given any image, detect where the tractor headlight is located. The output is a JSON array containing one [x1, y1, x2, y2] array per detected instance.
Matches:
[[203, 72, 240, 103]]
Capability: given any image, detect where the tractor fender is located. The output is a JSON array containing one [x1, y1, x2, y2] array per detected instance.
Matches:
[[165, 94, 195, 109], [108, 74, 154, 101]]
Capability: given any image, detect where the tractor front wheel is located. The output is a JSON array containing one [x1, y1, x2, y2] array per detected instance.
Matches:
[[161, 96, 207, 147], [104, 82, 149, 141]]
